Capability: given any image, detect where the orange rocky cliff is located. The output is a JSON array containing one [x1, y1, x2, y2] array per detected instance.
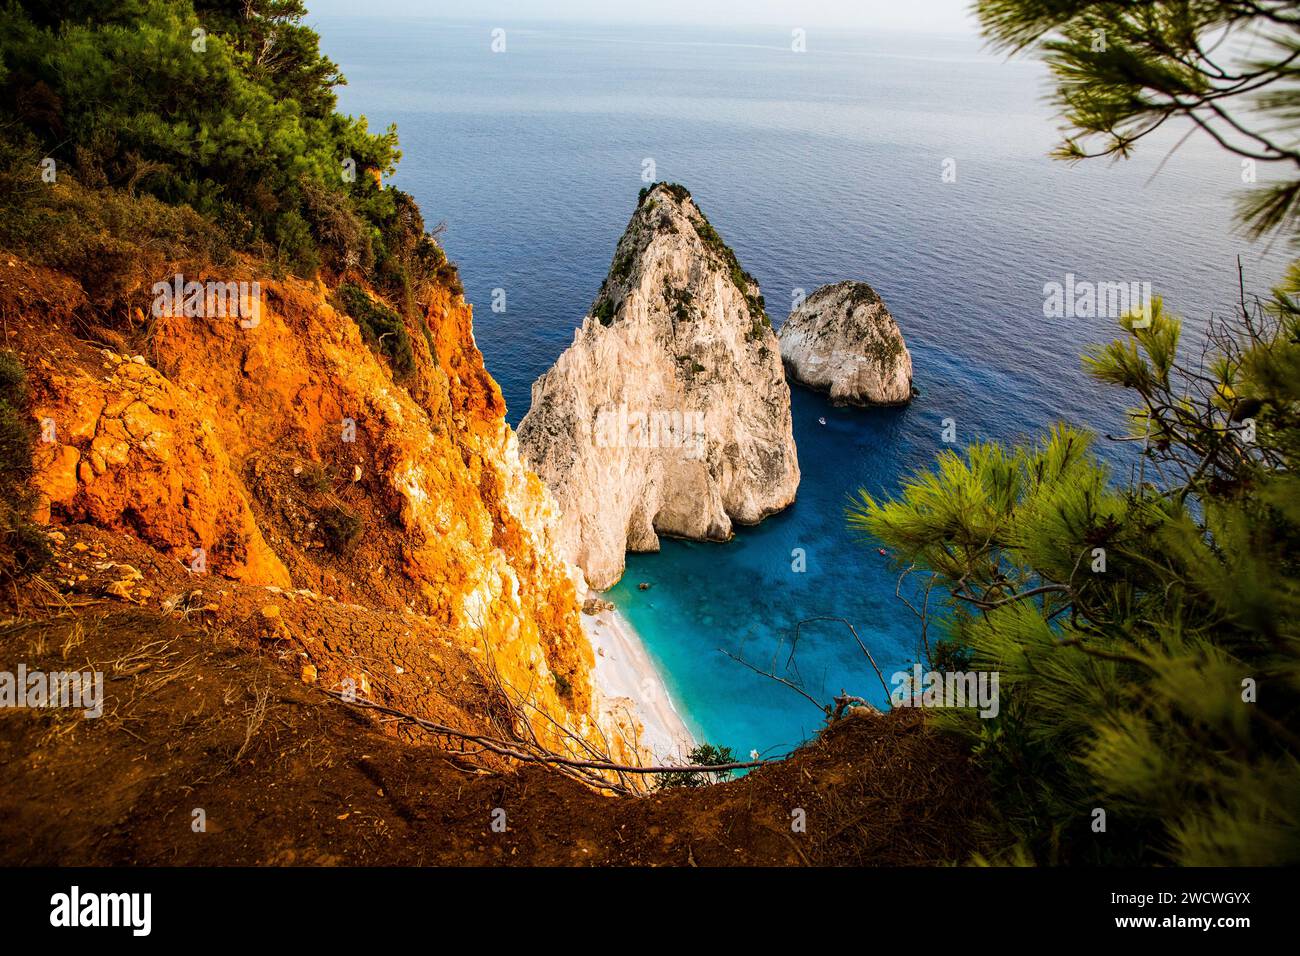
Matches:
[[8, 258, 600, 749]]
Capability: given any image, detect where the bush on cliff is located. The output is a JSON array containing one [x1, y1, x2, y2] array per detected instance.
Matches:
[[655, 743, 738, 789], [317, 500, 363, 556], [335, 282, 415, 378], [0, 352, 51, 579], [0, 135, 230, 313], [0, 0, 446, 303]]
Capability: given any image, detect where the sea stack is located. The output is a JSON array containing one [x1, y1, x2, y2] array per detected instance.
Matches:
[[777, 281, 913, 405], [518, 183, 800, 589]]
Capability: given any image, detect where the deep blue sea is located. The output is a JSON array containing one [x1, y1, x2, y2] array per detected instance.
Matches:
[[319, 15, 1292, 757]]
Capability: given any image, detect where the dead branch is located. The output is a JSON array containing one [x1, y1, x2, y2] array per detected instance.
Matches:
[[319, 689, 771, 778], [831, 692, 878, 721], [790, 616, 892, 701], [721, 647, 830, 716]]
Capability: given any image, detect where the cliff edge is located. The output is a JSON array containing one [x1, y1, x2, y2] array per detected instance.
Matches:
[[6, 254, 597, 754]]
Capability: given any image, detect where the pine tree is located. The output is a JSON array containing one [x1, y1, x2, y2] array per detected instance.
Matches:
[[852, 289, 1300, 864], [849, 0, 1300, 864]]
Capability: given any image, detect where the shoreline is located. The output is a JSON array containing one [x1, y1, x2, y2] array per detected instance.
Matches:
[[581, 603, 696, 765]]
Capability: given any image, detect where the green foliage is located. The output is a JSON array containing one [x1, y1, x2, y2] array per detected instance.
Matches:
[[590, 290, 617, 326], [644, 182, 691, 205], [0, 351, 51, 579], [0, 0, 449, 301], [976, 0, 1300, 241], [0, 353, 35, 488], [193, 1, 345, 119], [0, 135, 230, 311], [317, 500, 362, 555], [336, 282, 414, 378], [610, 250, 634, 283], [654, 743, 738, 789], [841, 0, 1300, 864], [931, 639, 973, 673], [850, 291, 1300, 865], [865, 332, 903, 366], [296, 460, 331, 494], [664, 280, 693, 322], [688, 211, 768, 323]]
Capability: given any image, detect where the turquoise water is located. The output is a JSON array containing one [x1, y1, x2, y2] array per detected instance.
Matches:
[[319, 15, 1291, 757]]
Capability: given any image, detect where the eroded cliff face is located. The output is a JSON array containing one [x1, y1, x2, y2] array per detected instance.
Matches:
[[8, 257, 595, 748], [517, 183, 800, 589], [777, 281, 913, 406]]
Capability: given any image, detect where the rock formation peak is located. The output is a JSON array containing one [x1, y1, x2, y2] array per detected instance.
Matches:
[[518, 183, 800, 589]]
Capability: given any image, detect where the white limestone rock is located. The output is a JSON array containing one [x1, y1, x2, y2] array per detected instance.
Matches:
[[777, 281, 913, 406], [518, 183, 800, 589]]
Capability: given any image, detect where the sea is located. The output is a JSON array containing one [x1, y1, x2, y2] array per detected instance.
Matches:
[[318, 14, 1292, 757]]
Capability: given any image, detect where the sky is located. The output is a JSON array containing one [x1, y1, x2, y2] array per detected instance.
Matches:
[[304, 0, 980, 34]]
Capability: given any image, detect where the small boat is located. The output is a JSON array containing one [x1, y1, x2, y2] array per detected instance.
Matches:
[[877, 548, 887, 556], [818, 417, 827, 426]]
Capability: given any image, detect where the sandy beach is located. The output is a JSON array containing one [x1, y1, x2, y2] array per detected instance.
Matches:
[[582, 605, 696, 764]]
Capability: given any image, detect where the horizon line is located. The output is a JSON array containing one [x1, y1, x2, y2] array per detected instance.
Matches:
[[306, 12, 982, 40]]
